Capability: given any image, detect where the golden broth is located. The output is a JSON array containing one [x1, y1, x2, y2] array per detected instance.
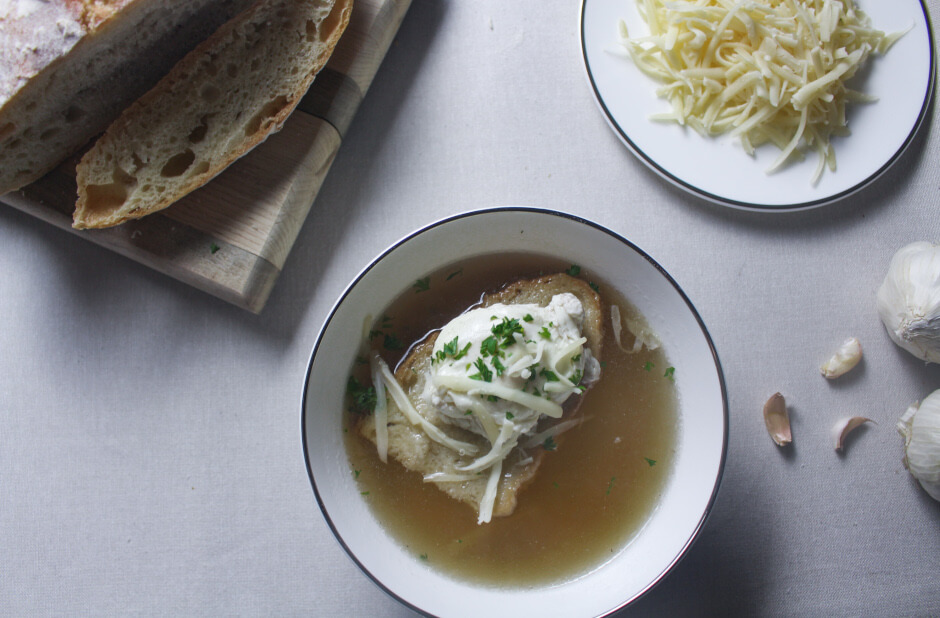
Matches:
[[344, 253, 678, 586]]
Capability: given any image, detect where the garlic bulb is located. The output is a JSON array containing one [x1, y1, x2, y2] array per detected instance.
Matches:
[[897, 391, 940, 501], [877, 242, 940, 363]]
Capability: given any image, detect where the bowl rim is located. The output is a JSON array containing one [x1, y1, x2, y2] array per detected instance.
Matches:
[[300, 206, 729, 616]]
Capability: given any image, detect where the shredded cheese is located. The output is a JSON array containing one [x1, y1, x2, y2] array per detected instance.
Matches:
[[619, 0, 905, 183]]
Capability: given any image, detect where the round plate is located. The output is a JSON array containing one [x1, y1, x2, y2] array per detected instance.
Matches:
[[581, 0, 936, 210], [302, 208, 728, 617]]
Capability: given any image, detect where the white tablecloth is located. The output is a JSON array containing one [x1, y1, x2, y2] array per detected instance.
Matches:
[[3, 1, 939, 615]]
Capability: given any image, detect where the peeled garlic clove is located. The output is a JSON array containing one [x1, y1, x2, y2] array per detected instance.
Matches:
[[820, 337, 863, 379], [763, 392, 792, 447], [832, 416, 874, 452], [898, 392, 940, 501], [877, 241, 940, 364]]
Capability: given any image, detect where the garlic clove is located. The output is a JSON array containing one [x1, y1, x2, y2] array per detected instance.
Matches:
[[763, 392, 792, 447], [898, 393, 940, 501], [820, 337, 863, 379], [877, 241, 940, 364], [832, 416, 874, 452]]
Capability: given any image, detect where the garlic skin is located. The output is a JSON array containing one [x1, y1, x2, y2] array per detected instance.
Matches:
[[820, 337, 862, 379], [897, 391, 940, 501], [877, 242, 940, 363]]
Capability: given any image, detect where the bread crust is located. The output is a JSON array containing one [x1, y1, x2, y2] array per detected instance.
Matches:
[[72, 0, 353, 229]]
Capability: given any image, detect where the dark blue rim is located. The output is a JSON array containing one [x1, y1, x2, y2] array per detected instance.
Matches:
[[300, 206, 730, 617], [580, 0, 937, 212]]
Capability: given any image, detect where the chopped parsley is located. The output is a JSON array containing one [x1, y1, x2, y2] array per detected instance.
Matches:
[[505, 412, 515, 420], [664, 366, 676, 381], [360, 491, 370, 496], [540, 368, 559, 382], [464, 410, 473, 415], [480, 335, 500, 357], [469, 358, 493, 382], [571, 368, 583, 385], [538, 326, 552, 340], [419, 553, 428, 561], [446, 269, 463, 281], [383, 334, 403, 351], [209, 242, 220, 254], [491, 356, 506, 376], [606, 476, 616, 495], [353, 469, 361, 479], [566, 264, 581, 277], [644, 457, 657, 467], [571, 354, 581, 362], [589, 281, 600, 293], [522, 313, 534, 323], [491, 317, 524, 347], [440, 336, 471, 361], [543, 436, 557, 451], [346, 377, 377, 415], [413, 277, 430, 293], [643, 361, 655, 371]]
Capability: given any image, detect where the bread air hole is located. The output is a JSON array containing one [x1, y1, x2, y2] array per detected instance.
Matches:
[[160, 149, 196, 177], [188, 116, 210, 144], [84, 167, 136, 213], [64, 106, 85, 123], [0, 122, 15, 142], [39, 128, 61, 141], [244, 96, 288, 136], [201, 84, 221, 103]]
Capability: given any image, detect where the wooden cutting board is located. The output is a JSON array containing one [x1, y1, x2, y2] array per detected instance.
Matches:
[[1, 0, 412, 313]]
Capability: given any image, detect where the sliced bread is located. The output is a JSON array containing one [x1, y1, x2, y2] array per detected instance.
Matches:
[[72, 0, 353, 229], [0, 0, 255, 195], [358, 273, 604, 520]]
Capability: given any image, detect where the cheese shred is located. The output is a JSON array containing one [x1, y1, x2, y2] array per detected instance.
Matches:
[[618, 0, 905, 183]]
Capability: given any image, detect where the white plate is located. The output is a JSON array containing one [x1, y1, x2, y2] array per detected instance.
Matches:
[[581, 0, 936, 210]]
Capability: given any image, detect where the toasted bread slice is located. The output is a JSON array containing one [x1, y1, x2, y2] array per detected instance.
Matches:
[[0, 0, 255, 195], [359, 273, 603, 519], [72, 0, 353, 229]]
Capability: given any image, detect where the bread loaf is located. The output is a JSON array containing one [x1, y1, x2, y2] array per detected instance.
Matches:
[[359, 274, 604, 520], [72, 0, 353, 229], [0, 0, 255, 195]]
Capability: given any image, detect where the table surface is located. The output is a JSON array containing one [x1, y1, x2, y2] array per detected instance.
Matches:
[[3, 1, 939, 615]]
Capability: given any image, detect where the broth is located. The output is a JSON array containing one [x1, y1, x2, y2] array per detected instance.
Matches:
[[344, 253, 678, 586]]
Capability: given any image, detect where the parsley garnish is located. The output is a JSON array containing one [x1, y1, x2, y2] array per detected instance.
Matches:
[[446, 269, 463, 281], [464, 410, 473, 415], [439, 336, 470, 361], [491, 356, 506, 376], [346, 377, 377, 415], [480, 336, 500, 357], [540, 368, 559, 382], [353, 469, 361, 479], [543, 436, 557, 451], [523, 314, 534, 323], [589, 282, 600, 293], [413, 277, 430, 293], [606, 476, 616, 495], [644, 457, 657, 467], [505, 412, 514, 420], [491, 317, 524, 347], [643, 361, 654, 371], [571, 354, 581, 362], [566, 264, 581, 276], [664, 366, 675, 381], [538, 326, 552, 340], [361, 491, 370, 496], [571, 368, 583, 385], [419, 553, 428, 561], [469, 358, 493, 382], [209, 242, 220, 254], [383, 334, 403, 350]]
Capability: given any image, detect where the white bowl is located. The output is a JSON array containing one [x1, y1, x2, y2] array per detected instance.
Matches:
[[301, 207, 727, 617]]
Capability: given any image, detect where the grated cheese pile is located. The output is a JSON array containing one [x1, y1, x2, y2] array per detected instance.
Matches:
[[618, 0, 905, 183]]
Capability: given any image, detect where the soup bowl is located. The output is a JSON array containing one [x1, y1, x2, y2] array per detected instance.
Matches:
[[301, 207, 727, 617]]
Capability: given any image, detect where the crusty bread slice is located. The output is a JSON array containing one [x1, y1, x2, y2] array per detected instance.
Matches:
[[359, 273, 604, 520], [72, 0, 353, 229], [0, 0, 255, 195]]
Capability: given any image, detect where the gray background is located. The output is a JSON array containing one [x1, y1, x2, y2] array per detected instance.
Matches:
[[2, 1, 938, 615]]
